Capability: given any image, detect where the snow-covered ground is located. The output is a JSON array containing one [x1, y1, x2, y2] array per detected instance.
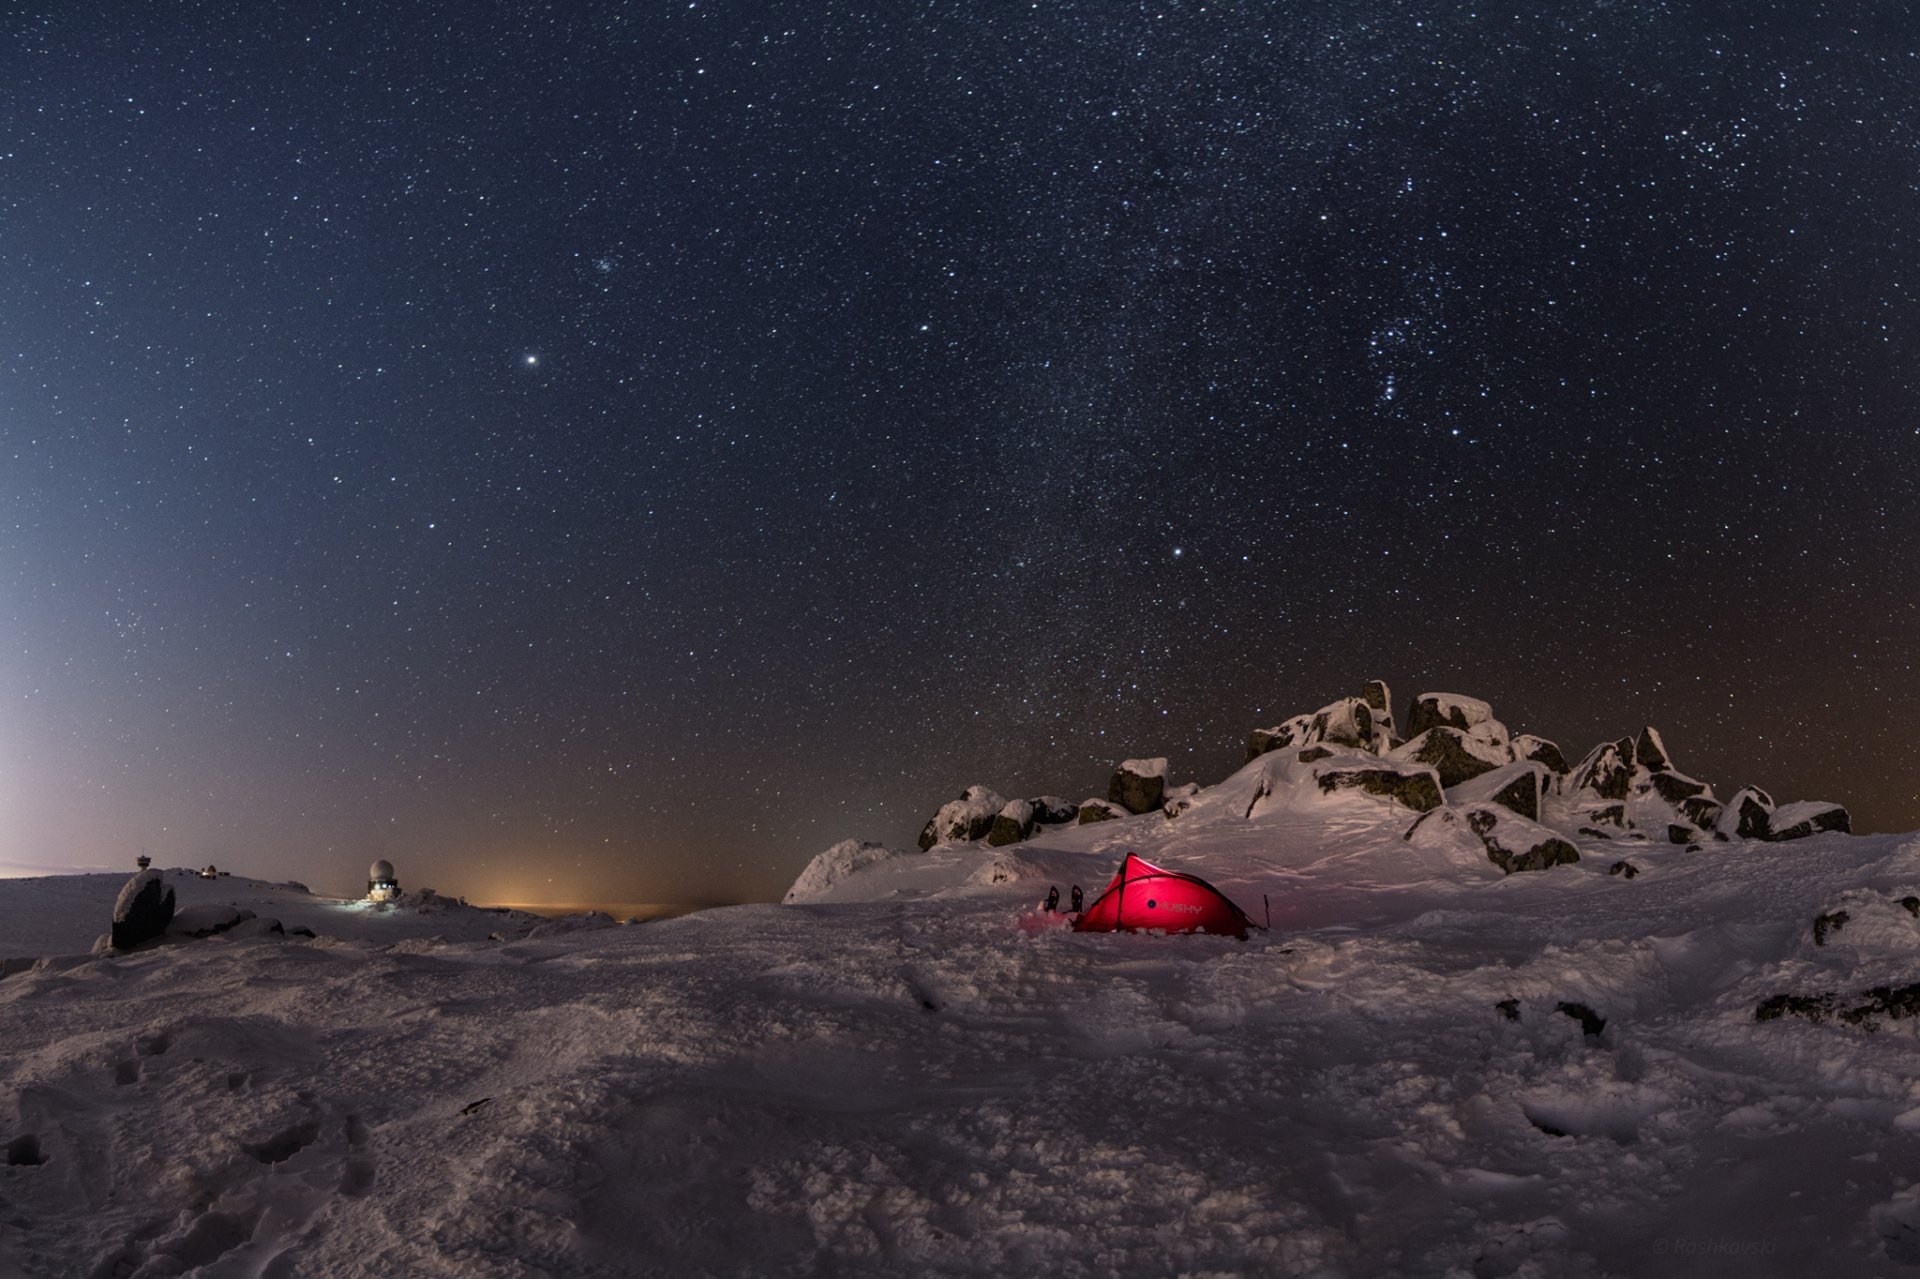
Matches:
[[6, 781, 1920, 1274]]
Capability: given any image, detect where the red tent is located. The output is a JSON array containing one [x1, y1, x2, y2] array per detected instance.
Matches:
[[1072, 853, 1252, 939]]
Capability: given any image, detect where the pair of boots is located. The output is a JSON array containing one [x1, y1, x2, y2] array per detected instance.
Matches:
[[1042, 886, 1084, 914]]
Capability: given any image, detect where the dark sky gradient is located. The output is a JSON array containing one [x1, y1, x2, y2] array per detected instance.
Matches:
[[4, 2, 1917, 903]]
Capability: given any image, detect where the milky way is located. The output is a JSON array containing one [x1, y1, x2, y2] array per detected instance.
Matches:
[[3, 3, 1916, 902]]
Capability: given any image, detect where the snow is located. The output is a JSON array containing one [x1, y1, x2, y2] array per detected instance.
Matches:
[[1119, 756, 1169, 779], [10, 817, 1920, 1273]]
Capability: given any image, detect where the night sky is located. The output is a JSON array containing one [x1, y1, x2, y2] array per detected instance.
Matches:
[[4, 2, 1918, 906]]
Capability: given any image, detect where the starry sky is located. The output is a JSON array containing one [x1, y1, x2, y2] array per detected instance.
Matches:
[[4, 1, 1918, 905]]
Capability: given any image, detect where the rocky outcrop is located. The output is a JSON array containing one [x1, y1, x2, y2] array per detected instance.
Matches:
[[918, 785, 1008, 849], [1108, 758, 1169, 815], [111, 871, 176, 951], [1317, 764, 1444, 813], [1077, 799, 1123, 824]]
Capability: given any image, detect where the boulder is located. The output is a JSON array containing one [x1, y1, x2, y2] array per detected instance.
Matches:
[[1389, 726, 1507, 789], [1635, 726, 1673, 773], [1304, 697, 1384, 752], [1317, 764, 1444, 813], [987, 799, 1036, 847], [1246, 715, 1312, 762], [1679, 795, 1723, 830], [1585, 803, 1627, 828], [1406, 692, 1496, 740], [1465, 806, 1580, 875], [1361, 679, 1397, 742], [1512, 735, 1570, 776], [919, 785, 1009, 849], [111, 871, 177, 951], [1569, 739, 1636, 801], [225, 916, 286, 939], [1648, 771, 1709, 805], [167, 904, 255, 938], [1448, 762, 1548, 823], [1029, 796, 1078, 825], [1161, 782, 1202, 820], [1766, 801, 1851, 842], [1714, 786, 1775, 841], [1108, 758, 1169, 815], [1077, 799, 1124, 824]]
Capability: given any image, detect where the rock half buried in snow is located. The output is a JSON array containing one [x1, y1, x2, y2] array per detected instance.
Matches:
[[1766, 801, 1851, 842], [1465, 805, 1579, 875], [1076, 799, 1122, 824], [167, 904, 255, 938], [111, 871, 176, 951], [1448, 761, 1549, 823], [1317, 762, 1443, 813], [1108, 758, 1168, 815]]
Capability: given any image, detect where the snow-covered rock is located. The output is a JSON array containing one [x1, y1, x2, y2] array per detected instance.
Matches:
[[987, 799, 1036, 846], [1405, 691, 1496, 739], [166, 903, 254, 938], [1569, 738, 1637, 801], [1448, 761, 1549, 822], [1716, 785, 1776, 840], [1462, 805, 1580, 874], [1512, 734, 1570, 777], [917, 785, 1008, 849], [110, 871, 175, 951], [1076, 798, 1123, 824], [1768, 800, 1852, 841], [1389, 725, 1509, 788], [1108, 758, 1168, 814], [785, 840, 910, 903]]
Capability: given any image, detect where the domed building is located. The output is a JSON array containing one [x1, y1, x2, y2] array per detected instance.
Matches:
[[367, 859, 400, 902]]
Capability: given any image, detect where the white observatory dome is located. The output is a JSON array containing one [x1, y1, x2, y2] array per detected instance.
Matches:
[[369, 859, 395, 882]]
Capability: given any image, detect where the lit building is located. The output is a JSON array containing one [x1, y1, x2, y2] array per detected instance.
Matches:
[[367, 859, 400, 902]]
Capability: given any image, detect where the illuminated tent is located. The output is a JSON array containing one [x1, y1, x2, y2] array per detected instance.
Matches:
[[1072, 853, 1252, 939]]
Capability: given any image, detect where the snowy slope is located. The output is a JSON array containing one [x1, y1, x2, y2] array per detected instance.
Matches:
[[8, 793, 1920, 1276], [0, 869, 550, 961]]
